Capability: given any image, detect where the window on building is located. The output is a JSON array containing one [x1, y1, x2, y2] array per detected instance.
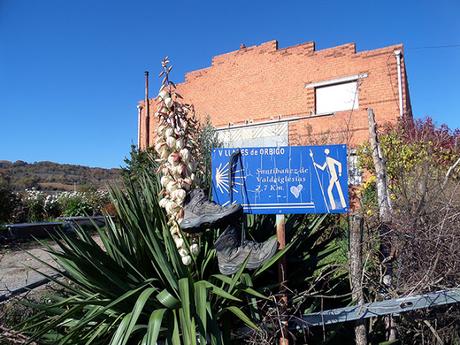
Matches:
[[217, 122, 288, 148], [315, 81, 359, 114]]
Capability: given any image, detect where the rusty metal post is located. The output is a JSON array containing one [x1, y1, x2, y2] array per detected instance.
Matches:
[[276, 214, 289, 345], [137, 105, 142, 148], [144, 71, 150, 148]]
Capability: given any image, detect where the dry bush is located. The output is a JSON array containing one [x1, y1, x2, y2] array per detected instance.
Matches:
[[357, 117, 460, 343], [392, 172, 460, 294]]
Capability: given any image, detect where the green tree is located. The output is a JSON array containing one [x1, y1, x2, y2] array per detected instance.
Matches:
[[122, 145, 158, 184], [196, 115, 223, 191]]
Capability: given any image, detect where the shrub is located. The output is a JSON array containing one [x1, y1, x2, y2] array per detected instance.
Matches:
[[57, 191, 93, 217], [22, 188, 46, 222], [0, 187, 22, 224], [357, 117, 460, 187], [84, 189, 110, 214], [43, 194, 61, 219]]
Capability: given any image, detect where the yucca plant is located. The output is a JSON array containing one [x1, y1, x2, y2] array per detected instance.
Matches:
[[19, 171, 288, 345]]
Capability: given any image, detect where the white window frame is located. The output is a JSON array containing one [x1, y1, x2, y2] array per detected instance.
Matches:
[[305, 73, 367, 115]]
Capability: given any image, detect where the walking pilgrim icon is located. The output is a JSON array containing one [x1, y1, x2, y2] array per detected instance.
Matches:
[[309, 148, 347, 210]]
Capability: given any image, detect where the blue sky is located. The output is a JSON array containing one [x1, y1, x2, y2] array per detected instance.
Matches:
[[0, 0, 459, 168]]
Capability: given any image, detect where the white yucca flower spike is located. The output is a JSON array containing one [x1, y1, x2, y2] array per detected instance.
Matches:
[[154, 58, 202, 266], [160, 176, 171, 187], [161, 167, 169, 176], [166, 181, 179, 194], [167, 152, 181, 166], [176, 138, 185, 150], [164, 97, 173, 108], [172, 164, 184, 176], [159, 198, 169, 208], [165, 201, 179, 215], [157, 124, 167, 135], [169, 223, 180, 235], [190, 243, 200, 255], [174, 237, 184, 249], [165, 128, 174, 137], [166, 136, 176, 149], [181, 255, 192, 265], [171, 189, 186, 203], [158, 90, 169, 100], [180, 148, 190, 162]]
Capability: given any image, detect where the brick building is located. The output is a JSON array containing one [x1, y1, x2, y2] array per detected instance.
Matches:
[[138, 40, 411, 150]]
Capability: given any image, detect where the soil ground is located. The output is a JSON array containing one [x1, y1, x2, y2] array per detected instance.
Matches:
[[0, 241, 59, 297], [0, 235, 101, 297]]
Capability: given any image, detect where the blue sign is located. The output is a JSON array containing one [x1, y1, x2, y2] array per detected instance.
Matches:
[[211, 145, 349, 214]]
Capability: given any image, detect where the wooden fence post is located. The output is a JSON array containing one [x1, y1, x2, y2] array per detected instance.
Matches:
[[349, 215, 367, 345], [276, 214, 289, 345], [367, 108, 397, 341]]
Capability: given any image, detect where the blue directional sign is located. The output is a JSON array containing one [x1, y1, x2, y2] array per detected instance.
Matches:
[[211, 145, 349, 214]]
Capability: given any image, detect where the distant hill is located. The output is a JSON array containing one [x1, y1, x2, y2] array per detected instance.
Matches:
[[0, 160, 122, 191]]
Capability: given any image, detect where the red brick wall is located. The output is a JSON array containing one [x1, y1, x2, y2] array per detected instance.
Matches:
[[139, 40, 411, 149]]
